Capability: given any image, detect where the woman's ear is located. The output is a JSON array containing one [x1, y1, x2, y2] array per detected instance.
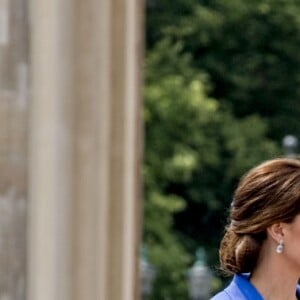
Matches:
[[267, 223, 284, 243]]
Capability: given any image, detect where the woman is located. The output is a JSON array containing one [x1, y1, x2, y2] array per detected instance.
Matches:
[[211, 158, 300, 300]]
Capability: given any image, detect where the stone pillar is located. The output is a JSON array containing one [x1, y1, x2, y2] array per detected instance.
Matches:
[[27, 0, 74, 299], [27, 0, 143, 300]]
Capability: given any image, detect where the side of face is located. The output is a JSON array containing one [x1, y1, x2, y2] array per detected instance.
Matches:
[[273, 215, 300, 274]]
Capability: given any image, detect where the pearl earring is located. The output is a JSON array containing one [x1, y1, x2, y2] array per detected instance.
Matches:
[[276, 240, 284, 254]]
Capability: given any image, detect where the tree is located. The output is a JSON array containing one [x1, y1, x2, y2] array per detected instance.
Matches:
[[143, 37, 279, 298], [144, 1, 300, 298], [160, 0, 300, 140]]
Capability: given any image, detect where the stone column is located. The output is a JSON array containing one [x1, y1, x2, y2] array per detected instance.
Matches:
[[27, 0, 74, 299], [27, 0, 143, 300]]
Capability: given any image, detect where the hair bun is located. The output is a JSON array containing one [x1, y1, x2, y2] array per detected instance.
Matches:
[[235, 234, 261, 273], [220, 229, 261, 275]]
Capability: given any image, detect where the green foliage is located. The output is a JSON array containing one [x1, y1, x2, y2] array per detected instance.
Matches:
[[143, 37, 279, 298], [143, 0, 300, 297], [144, 192, 190, 299], [160, 0, 300, 139], [144, 39, 221, 298]]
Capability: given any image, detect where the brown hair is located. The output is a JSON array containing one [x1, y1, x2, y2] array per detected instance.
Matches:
[[219, 157, 300, 275]]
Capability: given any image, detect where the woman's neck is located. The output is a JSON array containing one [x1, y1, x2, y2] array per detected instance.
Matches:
[[250, 271, 298, 300], [250, 244, 299, 300]]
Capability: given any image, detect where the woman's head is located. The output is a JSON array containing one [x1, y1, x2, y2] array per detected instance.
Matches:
[[219, 158, 300, 275]]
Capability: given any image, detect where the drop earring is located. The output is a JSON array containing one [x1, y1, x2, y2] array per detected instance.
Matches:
[[276, 240, 284, 254]]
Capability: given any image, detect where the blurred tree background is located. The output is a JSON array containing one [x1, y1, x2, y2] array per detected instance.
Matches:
[[143, 0, 300, 298]]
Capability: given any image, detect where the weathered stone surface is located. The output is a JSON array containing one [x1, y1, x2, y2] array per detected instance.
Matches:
[[27, 0, 143, 300], [0, 0, 143, 299], [0, 0, 28, 299]]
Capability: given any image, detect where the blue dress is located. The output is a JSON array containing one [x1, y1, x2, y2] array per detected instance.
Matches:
[[210, 273, 300, 300]]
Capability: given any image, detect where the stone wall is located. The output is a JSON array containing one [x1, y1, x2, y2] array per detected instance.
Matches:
[[0, 0, 28, 299], [0, 0, 143, 299]]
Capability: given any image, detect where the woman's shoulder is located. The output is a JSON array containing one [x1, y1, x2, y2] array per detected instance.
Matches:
[[210, 274, 249, 300], [210, 290, 232, 300]]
